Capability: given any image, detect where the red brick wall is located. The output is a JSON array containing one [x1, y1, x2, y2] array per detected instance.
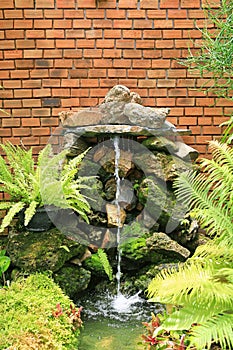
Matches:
[[0, 0, 232, 156]]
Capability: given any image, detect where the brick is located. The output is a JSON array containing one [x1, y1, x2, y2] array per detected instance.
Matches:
[[5, 30, 24, 39], [141, 0, 159, 8], [157, 79, 176, 88], [196, 98, 215, 106], [160, 0, 179, 7], [143, 50, 161, 58], [113, 59, 131, 68], [70, 69, 88, 78], [4, 100, 22, 108], [33, 89, 51, 98], [106, 10, 127, 18], [93, 59, 113, 68], [163, 30, 182, 39], [46, 31, 64, 40], [42, 48, 61, 57], [204, 107, 223, 116], [86, 29, 102, 39], [57, 0, 75, 8], [56, 39, 75, 48], [118, 0, 137, 8], [152, 59, 170, 68], [156, 40, 173, 49], [66, 29, 85, 38], [138, 80, 156, 88], [41, 117, 58, 126], [15, 0, 34, 7], [104, 30, 121, 39], [93, 19, 112, 28], [137, 40, 155, 49], [24, 10, 43, 18], [134, 19, 153, 29], [32, 108, 51, 116], [84, 49, 102, 58], [73, 19, 92, 28], [0, 40, 15, 49], [80, 79, 99, 88], [32, 127, 50, 136], [71, 89, 89, 97], [113, 20, 132, 28], [51, 88, 70, 97], [163, 49, 181, 59], [63, 49, 82, 58], [0, 90, 13, 99], [4, 50, 23, 59], [16, 39, 35, 49], [15, 20, 33, 28], [35, 59, 53, 68], [0, 129, 11, 137], [143, 30, 162, 39], [74, 58, 92, 68], [0, 71, 10, 79], [181, 0, 200, 8], [179, 116, 197, 125], [50, 69, 68, 78], [197, 117, 212, 125], [177, 98, 195, 106], [77, 39, 95, 48], [147, 70, 166, 78], [77, 0, 96, 7], [34, 19, 52, 28], [98, 0, 116, 8], [175, 39, 194, 48], [63, 10, 84, 18], [12, 108, 31, 116], [44, 9, 63, 18], [24, 50, 43, 58], [2, 118, 20, 127], [154, 20, 173, 28], [156, 98, 175, 106], [37, 40, 55, 48], [43, 79, 60, 87], [14, 89, 32, 98], [30, 69, 49, 78], [96, 39, 114, 48], [35, 0, 55, 8], [79, 97, 98, 106], [147, 10, 166, 18], [23, 99, 41, 107], [86, 9, 105, 18], [123, 50, 142, 58], [108, 69, 126, 78], [202, 126, 222, 135], [23, 80, 41, 88], [11, 70, 29, 79], [22, 118, 40, 127], [0, 61, 14, 69], [42, 98, 61, 107], [89, 88, 109, 97], [168, 10, 187, 18], [133, 59, 151, 68], [116, 39, 134, 49], [13, 128, 31, 136], [4, 10, 23, 17], [174, 20, 194, 28], [61, 79, 79, 87], [103, 49, 121, 58], [0, 0, 14, 8], [149, 88, 167, 97], [3, 80, 21, 88], [168, 70, 186, 78], [54, 19, 72, 28], [26, 30, 45, 38], [22, 136, 40, 145], [0, 20, 13, 28]]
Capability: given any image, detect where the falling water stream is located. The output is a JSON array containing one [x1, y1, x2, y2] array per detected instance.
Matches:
[[78, 136, 163, 349]]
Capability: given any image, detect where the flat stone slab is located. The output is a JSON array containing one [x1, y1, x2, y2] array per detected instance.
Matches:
[[63, 124, 192, 137]]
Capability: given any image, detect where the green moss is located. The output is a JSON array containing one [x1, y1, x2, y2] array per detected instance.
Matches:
[[0, 273, 81, 349]]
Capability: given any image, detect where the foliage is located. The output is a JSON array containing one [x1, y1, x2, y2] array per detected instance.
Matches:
[[0, 142, 92, 232], [182, 0, 233, 143], [147, 141, 233, 349], [140, 312, 189, 349], [0, 249, 10, 286], [183, 0, 233, 100], [0, 273, 82, 349], [85, 249, 113, 281]]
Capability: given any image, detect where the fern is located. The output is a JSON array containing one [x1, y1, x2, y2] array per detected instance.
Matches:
[[148, 141, 233, 350], [97, 248, 113, 281], [0, 202, 25, 233], [24, 201, 39, 226]]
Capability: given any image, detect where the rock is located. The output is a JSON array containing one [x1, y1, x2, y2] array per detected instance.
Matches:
[[103, 85, 131, 103], [100, 101, 129, 124], [59, 108, 103, 127], [121, 231, 190, 265], [174, 141, 199, 161], [63, 133, 89, 156], [80, 177, 105, 211], [7, 229, 86, 273], [53, 266, 91, 298], [134, 151, 191, 182], [106, 204, 126, 227], [99, 149, 133, 177], [142, 136, 178, 153], [118, 179, 137, 211], [124, 103, 169, 129], [105, 177, 116, 200]]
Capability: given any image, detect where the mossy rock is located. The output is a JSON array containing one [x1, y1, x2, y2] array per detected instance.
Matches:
[[7, 228, 86, 273], [0, 273, 81, 349], [54, 265, 91, 298]]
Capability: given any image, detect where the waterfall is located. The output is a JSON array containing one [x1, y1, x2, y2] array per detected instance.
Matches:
[[113, 136, 122, 295]]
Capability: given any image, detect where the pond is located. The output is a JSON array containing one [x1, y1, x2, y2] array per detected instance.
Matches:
[[78, 291, 163, 350]]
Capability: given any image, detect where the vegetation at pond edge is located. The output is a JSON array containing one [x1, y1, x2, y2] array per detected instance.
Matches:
[[0, 273, 82, 350]]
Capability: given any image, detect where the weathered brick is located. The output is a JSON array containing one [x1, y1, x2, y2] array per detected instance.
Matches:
[[42, 98, 61, 107]]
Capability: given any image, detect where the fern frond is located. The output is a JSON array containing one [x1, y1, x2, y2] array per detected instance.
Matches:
[[0, 155, 13, 184], [97, 248, 113, 281], [0, 202, 25, 233], [0, 202, 14, 210], [24, 201, 39, 226], [190, 312, 233, 350]]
